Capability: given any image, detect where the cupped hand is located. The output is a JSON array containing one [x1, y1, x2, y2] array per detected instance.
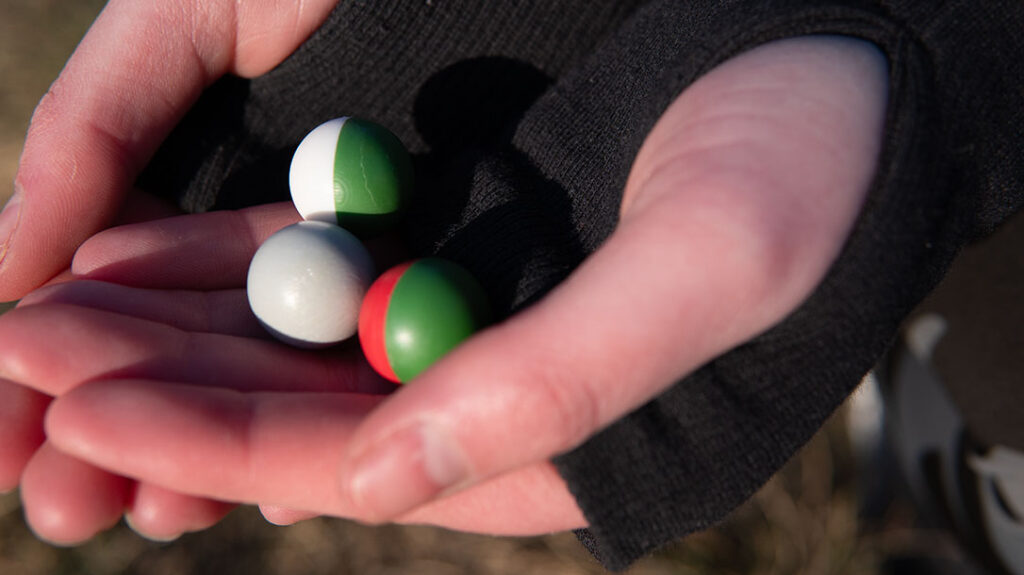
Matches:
[[2, 0, 341, 537], [3, 204, 584, 535], [0, 201, 300, 544], [0, 0, 340, 301], [15, 35, 887, 536]]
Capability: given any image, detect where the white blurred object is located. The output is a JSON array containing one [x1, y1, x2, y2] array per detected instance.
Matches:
[[882, 312, 1024, 575]]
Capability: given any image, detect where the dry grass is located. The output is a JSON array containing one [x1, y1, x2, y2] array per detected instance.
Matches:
[[0, 2, 973, 574]]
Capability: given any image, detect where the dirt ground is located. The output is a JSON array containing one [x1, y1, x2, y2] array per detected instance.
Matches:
[[0, 2, 976, 574]]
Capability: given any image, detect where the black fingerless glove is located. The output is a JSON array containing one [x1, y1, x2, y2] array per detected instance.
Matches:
[[139, 0, 1024, 569]]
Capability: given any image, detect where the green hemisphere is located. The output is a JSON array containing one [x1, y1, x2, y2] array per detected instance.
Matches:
[[332, 118, 414, 235], [385, 259, 491, 382]]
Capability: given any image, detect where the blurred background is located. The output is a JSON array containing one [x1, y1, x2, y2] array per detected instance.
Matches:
[[0, 1, 976, 574]]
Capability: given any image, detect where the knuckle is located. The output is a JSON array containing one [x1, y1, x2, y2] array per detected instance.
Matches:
[[644, 160, 803, 301], [22, 75, 75, 160], [522, 356, 604, 452]]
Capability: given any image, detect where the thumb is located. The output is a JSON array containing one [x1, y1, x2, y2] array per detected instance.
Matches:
[[1, 0, 337, 301], [338, 36, 888, 521]]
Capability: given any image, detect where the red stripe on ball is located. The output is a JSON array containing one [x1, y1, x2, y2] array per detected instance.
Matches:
[[358, 261, 414, 383]]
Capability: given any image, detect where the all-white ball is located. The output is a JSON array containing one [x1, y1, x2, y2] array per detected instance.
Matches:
[[247, 221, 375, 348]]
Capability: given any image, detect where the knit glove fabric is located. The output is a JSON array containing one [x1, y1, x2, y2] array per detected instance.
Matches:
[[138, 0, 1024, 569]]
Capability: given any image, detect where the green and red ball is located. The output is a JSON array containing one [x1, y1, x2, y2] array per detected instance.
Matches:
[[359, 258, 491, 383]]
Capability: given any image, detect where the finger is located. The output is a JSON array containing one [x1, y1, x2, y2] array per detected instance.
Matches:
[[20, 441, 131, 545], [0, 304, 387, 397], [72, 203, 300, 290], [111, 189, 184, 226], [259, 505, 319, 526], [46, 380, 585, 534], [18, 281, 265, 338], [72, 202, 408, 290], [260, 477, 584, 532], [336, 36, 890, 520], [126, 483, 235, 542], [0, 380, 50, 491], [21, 441, 233, 545], [3, 191, 184, 301], [2, 0, 339, 300]]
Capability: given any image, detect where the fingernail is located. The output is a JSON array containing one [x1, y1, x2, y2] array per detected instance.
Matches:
[[124, 512, 182, 543], [0, 185, 24, 264], [346, 422, 470, 521]]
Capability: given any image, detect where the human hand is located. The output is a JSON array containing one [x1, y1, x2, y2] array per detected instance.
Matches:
[[2, 0, 342, 537], [0, 195, 287, 544], [0, 0, 341, 301], [24, 36, 888, 532], [3, 203, 586, 535], [0, 0, 584, 542]]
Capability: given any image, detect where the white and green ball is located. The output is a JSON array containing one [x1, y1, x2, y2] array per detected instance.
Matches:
[[247, 221, 375, 348], [288, 117, 414, 236]]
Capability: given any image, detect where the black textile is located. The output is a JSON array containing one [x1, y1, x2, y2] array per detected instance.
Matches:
[[138, 0, 1024, 570]]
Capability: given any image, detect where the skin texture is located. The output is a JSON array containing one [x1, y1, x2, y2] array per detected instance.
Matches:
[[0, 0, 889, 545], [1, 0, 340, 543], [1, 0, 340, 301]]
